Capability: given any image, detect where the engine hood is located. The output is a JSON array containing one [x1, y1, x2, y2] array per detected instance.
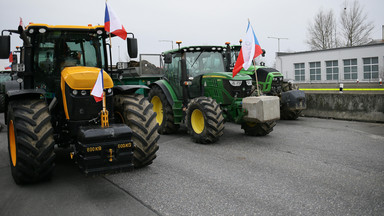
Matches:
[[202, 72, 251, 80], [61, 66, 113, 90]]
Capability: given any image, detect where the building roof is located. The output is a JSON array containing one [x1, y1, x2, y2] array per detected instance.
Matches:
[[277, 41, 384, 57]]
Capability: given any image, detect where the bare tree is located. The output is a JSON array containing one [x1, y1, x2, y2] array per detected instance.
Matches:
[[340, 0, 374, 47], [306, 9, 338, 50]]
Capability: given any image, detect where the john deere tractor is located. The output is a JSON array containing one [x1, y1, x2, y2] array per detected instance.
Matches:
[[0, 23, 159, 184], [225, 44, 306, 120], [143, 44, 280, 144]]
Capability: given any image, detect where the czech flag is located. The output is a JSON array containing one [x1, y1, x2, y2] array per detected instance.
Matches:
[[91, 69, 104, 102], [104, 2, 127, 40], [4, 64, 11, 70], [9, 52, 13, 63], [232, 20, 263, 77]]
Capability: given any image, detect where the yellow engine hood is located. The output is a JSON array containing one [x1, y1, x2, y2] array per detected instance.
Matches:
[[61, 66, 113, 90]]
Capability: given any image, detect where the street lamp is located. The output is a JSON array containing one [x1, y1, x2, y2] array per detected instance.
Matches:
[[159, 40, 174, 49], [268, 36, 288, 52]]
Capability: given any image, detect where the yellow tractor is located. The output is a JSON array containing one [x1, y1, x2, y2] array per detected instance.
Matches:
[[0, 23, 159, 184]]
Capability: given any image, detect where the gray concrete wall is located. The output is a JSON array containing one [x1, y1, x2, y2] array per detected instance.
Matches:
[[302, 93, 384, 123]]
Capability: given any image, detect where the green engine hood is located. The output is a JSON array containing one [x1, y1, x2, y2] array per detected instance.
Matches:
[[202, 72, 251, 80]]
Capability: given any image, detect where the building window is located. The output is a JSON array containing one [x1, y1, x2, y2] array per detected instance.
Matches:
[[363, 57, 379, 79], [343, 59, 358, 80], [326, 60, 339, 80], [294, 63, 305, 81], [309, 62, 321, 81]]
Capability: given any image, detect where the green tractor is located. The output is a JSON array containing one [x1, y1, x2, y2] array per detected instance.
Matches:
[[0, 23, 159, 184], [225, 44, 306, 120], [140, 44, 280, 144]]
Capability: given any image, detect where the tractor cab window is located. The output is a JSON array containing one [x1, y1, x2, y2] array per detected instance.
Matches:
[[230, 50, 239, 67], [186, 52, 225, 77], [37, 42, 55, 74], [34, 31, 105, 76], [165, 53, 181, 80]]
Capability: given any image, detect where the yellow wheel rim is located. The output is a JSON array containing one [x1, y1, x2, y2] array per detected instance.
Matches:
[[9, 120, 16, 167], [191, 109, 204, 134], [151, 96, 163, 125]]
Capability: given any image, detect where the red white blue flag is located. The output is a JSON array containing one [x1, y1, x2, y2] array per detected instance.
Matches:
[[9, 52, 13, 63], [4, 64, 11, 70], [232, 20, 263, 77], [104, 2, 127, 40], [91, 69, 104, 102]]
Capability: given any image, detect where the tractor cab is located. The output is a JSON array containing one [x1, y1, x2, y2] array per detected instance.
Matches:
[[163, 45, 253, 104]]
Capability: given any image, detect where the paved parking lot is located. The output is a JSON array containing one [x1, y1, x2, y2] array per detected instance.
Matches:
[[0, 115, 383, 215]]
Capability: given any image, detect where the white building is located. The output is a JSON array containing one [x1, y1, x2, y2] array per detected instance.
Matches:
[[276, 42, 384, 83]]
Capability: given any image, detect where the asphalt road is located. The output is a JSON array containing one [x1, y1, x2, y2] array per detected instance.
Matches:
[[0, 115, 383, 216]]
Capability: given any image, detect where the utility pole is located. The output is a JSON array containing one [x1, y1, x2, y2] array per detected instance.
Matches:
[[159, 40, 174, 49], [268, 36, 288, 52]]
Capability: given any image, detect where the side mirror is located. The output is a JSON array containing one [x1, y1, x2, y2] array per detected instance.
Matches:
[[164, 53, 172, 64], [127, 38, 138, 59], [0, 36, 11, 59]]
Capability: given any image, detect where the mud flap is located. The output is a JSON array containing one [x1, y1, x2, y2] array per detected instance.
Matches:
[[75, 124, 134, 175]]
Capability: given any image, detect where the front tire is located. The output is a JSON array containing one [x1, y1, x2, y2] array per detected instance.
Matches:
[[114, 94, 160, 168], [280, 109, 302, 120], [186, 97, 224, 144], [241, 121, 276, 136], [7, 99, 55, 184]]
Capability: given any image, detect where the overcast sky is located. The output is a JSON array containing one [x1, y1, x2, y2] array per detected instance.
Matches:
[[1, 0, 383, 69]]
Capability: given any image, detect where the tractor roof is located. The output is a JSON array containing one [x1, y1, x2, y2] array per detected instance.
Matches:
[[25, 23, 105, 32], [163, 45, 226, 55], [230, 45, 241, 51]]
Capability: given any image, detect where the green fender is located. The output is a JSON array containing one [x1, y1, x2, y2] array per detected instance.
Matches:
[[150, 79, 178, 107]]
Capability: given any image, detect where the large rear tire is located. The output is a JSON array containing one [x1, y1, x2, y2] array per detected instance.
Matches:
[[148, 85, 179, 134], [241, 120, 276, 136], [186, 97, 224, 144], [7, 99, 55, 184], [114, 94, 160, 168]]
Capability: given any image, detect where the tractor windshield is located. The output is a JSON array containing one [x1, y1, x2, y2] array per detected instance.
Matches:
[[34, 30, 105, 76], [186, 51, 225, 77]]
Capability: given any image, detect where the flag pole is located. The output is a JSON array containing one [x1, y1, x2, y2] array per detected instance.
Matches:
[[253, 60, 260, 96], [101, 91, 109, 127], [109, 33, 112, 48]]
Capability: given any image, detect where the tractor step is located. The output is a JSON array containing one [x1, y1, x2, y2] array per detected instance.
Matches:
[[75, 124, 134, 175]]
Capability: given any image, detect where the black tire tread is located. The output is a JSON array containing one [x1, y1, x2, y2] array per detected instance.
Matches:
[[280, 109, 302, 120], [186, 97, 225, 144], [8, 99, 55, 184], [241, 120, 276, 136], [114, 94, 159, 168]]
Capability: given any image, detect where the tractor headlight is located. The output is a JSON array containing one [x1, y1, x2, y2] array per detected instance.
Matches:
[[80, 90, 87, 96], [229, 80, 242, 87], [72, 90, 78, 95], [107, 88, 112, 94], [246, 80, 253, 86]]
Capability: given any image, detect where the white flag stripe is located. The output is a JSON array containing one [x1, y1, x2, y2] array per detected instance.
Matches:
[[242, 22, 256, 70], [91, 70, 104, 98], [106, 3, 124, 33]]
